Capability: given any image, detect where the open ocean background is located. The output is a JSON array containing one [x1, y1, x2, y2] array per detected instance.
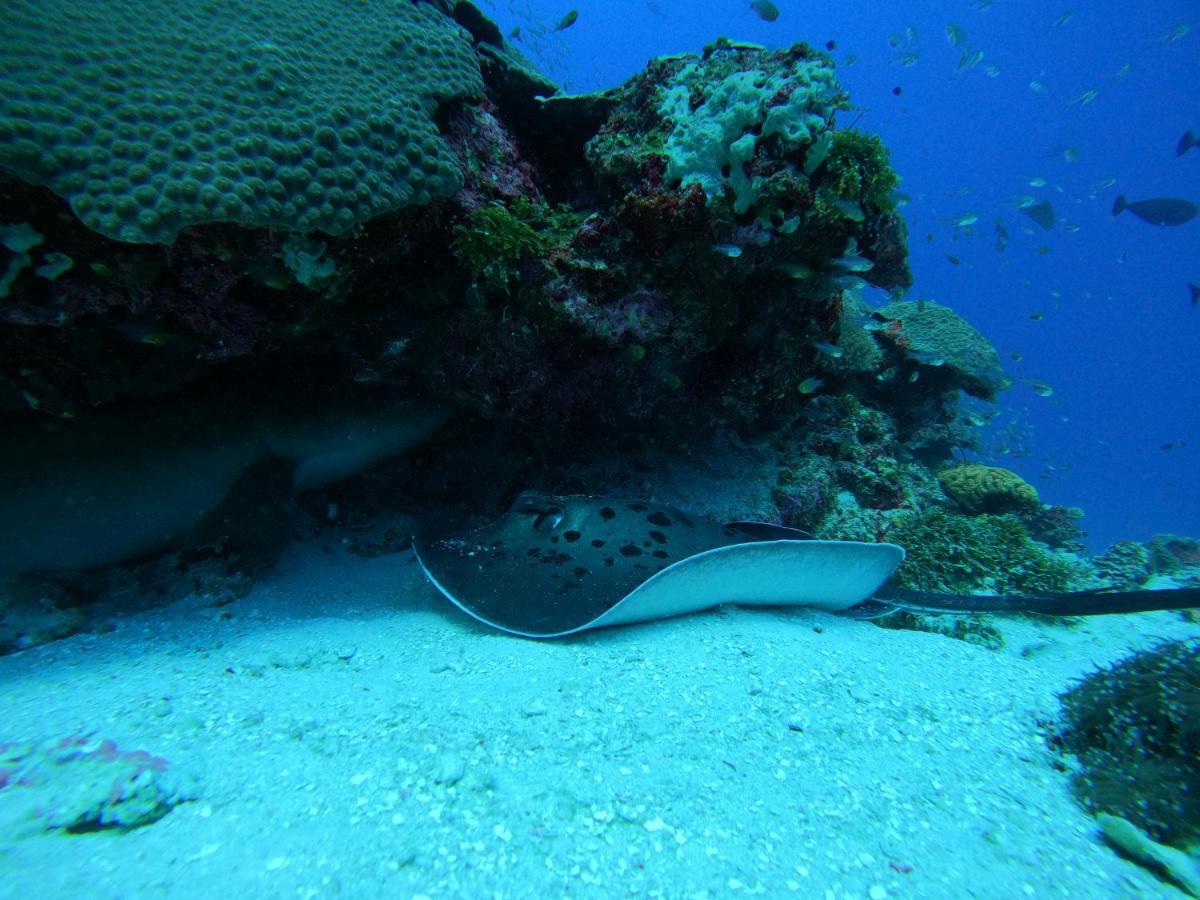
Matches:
[[482, 0, 1200, 553]]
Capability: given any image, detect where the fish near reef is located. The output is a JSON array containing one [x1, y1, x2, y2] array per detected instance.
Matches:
[[750, 0, 779, 22], [1112, 195, 1198, 226], [1177, 129, 1198, 156], [553, 10, 578, 31]]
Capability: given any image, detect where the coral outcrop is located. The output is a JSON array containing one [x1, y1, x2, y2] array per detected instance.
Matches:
[[938, 463, 1041, 515], [874, 301, 1008, 399]]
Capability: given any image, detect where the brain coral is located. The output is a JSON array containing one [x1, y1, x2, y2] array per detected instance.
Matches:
[[876, 301, 1008, 399], [938, 463, 1040, 515], [0, 0, 483, 243]]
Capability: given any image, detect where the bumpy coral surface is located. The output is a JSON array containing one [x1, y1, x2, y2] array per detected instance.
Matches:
[[938, 463, 1040, 514], [0, 0, 482, 242], [875, 301, 1008, 399]]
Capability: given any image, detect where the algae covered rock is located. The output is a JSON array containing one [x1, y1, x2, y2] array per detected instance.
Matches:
[[938, 463, 1040, 515], [875, 301, 1008, 399], [0, 0, 484, 242], [1054, 639, 1200, 851]]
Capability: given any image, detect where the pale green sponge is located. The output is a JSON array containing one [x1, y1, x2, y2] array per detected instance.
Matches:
[[659, 56, 840, 214]]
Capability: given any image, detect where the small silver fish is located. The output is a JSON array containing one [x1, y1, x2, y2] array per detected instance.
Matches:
[[831, 254, 874, 272], [909, 350, 945, 367], [711, 243, 744, 258], [833, 199, 865, 222], [797, 377, 824, 395], [811, 341, 844, 358], [774, 262, 814, 279], [830, 274, 867, 291]]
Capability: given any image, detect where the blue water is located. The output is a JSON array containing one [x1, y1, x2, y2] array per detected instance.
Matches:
[[484, 0, 1200, 552]]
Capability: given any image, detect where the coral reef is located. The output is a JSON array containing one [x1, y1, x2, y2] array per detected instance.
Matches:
[[1093, 540, 1151, 589], [938, 463, 1041, 515], [884, 509, 1089, 596], [1053, 639, 1200, 850], [873, 301, 1009, 400], [0, 735, 195, 833], [1024, 504, 1087, 552], [1148, 534, 1200, 579]]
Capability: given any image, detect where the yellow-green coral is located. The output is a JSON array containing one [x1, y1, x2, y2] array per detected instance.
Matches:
[[939, 464, 1040, 515], [823, 129, 899, 212]]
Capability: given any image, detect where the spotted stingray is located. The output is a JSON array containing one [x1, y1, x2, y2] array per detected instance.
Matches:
[[413, 492, 1200, 639]]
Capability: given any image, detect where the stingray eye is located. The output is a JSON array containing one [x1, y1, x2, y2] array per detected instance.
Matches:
[[532, 505, 565, 532]]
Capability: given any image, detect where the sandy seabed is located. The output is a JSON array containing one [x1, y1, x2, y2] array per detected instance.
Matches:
[[0, 540, 1196, 899]]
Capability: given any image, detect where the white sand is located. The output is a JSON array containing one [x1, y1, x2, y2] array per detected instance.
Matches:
[[0, 541, 1196, 899]]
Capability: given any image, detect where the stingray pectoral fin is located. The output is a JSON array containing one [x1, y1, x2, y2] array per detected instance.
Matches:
[[588, 540, 906, 632], [415, 535, 905, 638]]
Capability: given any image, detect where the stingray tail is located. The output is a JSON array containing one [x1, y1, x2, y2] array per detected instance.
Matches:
[[867, 584, 1200, 617]]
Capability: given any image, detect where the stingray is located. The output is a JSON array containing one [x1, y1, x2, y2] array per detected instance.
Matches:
[[413, 492, 1200, 638]]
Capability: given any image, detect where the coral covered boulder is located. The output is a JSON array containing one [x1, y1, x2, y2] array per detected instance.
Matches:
[[938, 463, 1040, 515], [0, 0, 483, 243], [875, 301, 1008, 399]]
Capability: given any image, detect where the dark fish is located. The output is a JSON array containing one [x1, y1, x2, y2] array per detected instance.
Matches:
[[750, 0, 780, 22], [1178, 129, 1198, 156], [1191, 283, 1199, 307], [1112, 195, 1198, 226], [1021, 200, 1056, 230], [553, 10, 578, 31]]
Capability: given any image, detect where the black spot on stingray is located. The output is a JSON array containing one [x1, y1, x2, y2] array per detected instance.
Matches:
[[652, 549, 669, 559], [572, 566, 588, 579], [628, 502, 648, 512], [676, 512, 695, 528], [642, 539, 652, 547], [646, 511, 672, 527], [550, 536, 558, 543], [619, 544, 643, 557], [527, 547, 540, 556], [604, 556, 615, 566], [600, 507, 616, 520], [648, 530, 667, 544], [563, 530, 582, 543], [591, 539, 606, 548]]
